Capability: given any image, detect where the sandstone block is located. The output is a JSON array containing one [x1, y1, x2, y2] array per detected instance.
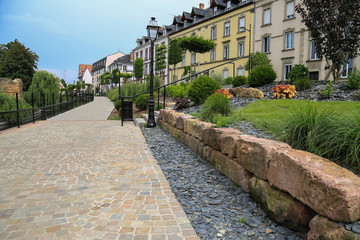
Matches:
[[307, 215, 358, 240], [176, 114, 192, 130], [211, 150, 252, 192], [185, 135, 200, 153], [168, 111, 184, 127], [164, 110, 175, 124], [197, 141, 205, 157], [159, 109, 167, 122], [249, 177, 315, 231], [203, 128, 242, 151], [221, 134, 242, 158], [228, 87, 264, 99], [202, 146, 213, 163], [179, 131, 187, 144], [268, 149, 360, 222], [236, 135, 291, 180], [184, 118, 198, 135], [191, 121, 213, 141]]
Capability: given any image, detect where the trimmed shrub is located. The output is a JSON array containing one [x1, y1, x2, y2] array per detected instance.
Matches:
[[223, 77, 233, 85], [114, 99, 122, 111], [198, 93, 231, 123], [247, 65, 277, 87], [232, 76, 247, 87], [287, 64, 309, 84], [0, 91, 32, 123], [346, 67, 360, 90], [135, 92, 158, 110], [168, 83, 189, 98], [295, 78, 312, 91], [187, 76, 221, 104]]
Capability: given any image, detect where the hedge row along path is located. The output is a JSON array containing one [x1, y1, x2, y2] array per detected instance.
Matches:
[[0, 97, 198, 239]]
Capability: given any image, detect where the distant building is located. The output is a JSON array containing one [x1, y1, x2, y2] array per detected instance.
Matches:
[[92, 51, 125, 90], [108, 53, 135, 84], [78, 64, 93, 84]]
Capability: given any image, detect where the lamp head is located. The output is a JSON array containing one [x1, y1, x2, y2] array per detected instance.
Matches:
[[147, 17, 160, 41]]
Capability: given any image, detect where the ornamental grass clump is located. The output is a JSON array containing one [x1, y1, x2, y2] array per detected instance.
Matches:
[[272, 84, 297, 99], [198, 93, 231, 123]]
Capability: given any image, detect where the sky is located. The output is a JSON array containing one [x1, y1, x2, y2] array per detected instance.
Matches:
[[0, 0, 209, 84]]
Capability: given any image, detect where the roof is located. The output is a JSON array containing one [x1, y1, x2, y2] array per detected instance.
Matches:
[[78, 64, 92, 78], [191, 7, 207, 17], [117, 54, 132, 65], [172, 16, 183, 25], [182, 12, 193, 21], [211, 0, 226, 8]]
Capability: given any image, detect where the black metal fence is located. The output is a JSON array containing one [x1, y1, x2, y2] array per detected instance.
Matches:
[[0, 91, 94, 131]]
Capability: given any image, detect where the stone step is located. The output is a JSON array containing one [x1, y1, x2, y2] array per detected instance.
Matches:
[[134, 118, 147, 126], [142, 113, 159, 124]]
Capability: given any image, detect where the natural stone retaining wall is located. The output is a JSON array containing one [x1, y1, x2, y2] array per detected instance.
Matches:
[[159, 109, 360, 239], [0, 78, 23, 98]]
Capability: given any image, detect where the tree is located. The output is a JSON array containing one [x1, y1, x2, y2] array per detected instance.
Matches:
[[296, 0, 360, 81], [120, 72, 133, 84], [100, 71, 111, 85], [179, 36, 215, 53], [155, 45, 167, 83], [60, 79, 67, 88], [112, 69, 120, 84], [244, 51, 272, 71], [0, 39, 39, 91], [134, 58, 144, 82], [168, 39, 183, 81], [25, 70, 60, 107]]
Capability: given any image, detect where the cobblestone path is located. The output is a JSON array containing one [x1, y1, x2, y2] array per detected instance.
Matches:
[[0, 97, 198, 239]]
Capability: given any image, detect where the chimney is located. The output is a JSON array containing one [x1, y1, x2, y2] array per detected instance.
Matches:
[[199, 3, 205, 9], [130, 52, 134, 62]]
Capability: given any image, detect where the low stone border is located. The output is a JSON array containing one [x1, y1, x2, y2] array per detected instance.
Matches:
[[159, 109, 360, 239]]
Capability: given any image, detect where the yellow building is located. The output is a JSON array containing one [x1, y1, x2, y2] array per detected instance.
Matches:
[[168, 0, 254, 83]]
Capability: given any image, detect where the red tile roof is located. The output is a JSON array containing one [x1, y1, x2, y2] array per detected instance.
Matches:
[[78, 64, 93, 78]]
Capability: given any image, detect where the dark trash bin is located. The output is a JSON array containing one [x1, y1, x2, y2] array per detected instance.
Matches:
[[121, 99, 134, 126]]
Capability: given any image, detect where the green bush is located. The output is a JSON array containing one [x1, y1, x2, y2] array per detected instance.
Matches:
[[167, 83, 189, 98], [198, 93, 231, 123], [107, 88, 119, 102], [346, 67, 360, 90], [135, 92, 158, 110], [187, 76, 221, 104], [114, 99, 122, 111], [295, 78, 312, 91], [287, 64, 309, 84], [0, 91, 32, 123], [222, 77, 233, 85], [232, 76, 247, 87], [319, 82, 333, 99], [247, 65, 277, 87]]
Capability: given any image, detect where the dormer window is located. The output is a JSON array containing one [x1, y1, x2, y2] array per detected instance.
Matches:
[[226, 1, 231, 9], [214, 6, 218, 12]]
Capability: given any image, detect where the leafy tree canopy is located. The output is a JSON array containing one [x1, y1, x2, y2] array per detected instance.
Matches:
[[296, 0, 360, 81], [244, 51, 272, 71], [155, 45, 167, 72], [168, 39, 183, 66], [0, 39, 39, 91], [134, 58, 144, 80], [179, 36, 215, 54], [100, 71, 111, 85], [120, 72, 133, 84], [112, 69, 120, 84], [60, 79, 67, 88]]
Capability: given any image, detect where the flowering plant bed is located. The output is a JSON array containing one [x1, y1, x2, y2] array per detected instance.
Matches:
[[272, 84, 297, 99], [215, 88, 233, 98]]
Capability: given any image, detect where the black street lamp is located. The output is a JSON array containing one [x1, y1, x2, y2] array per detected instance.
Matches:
[[117, 60, 122, 100], [240, 24, 252, 73], [146, 17, 160, 128]]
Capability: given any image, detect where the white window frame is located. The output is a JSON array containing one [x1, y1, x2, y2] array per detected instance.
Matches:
[[310, 40, 319, 60], [284, 64, 292, 80], [214, 6, 218, 12], [223, 69, 229, 78], [211, 26, 217, 40], [285, 32, 294, 50], [239, 17, 245, 32], [237, 67, 244, 76], [191, 53, 196, 65], [286, 1, 295, 19], [264, 8, 271, 25], [341, 59, 353, 78], [263, 36, 270, 53], [223, 45, 230, 59], [210, 48, 216, 62], [226, 1, 231, 9], [224, 22, 230, 36], [238, 41, 245, 57], [182, 55, 186, 67]]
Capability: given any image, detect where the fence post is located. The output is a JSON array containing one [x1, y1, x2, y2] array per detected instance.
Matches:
[[60, 93, 62, 113], [72, 92, 74, 109], [32, 93, 35, 123], [43, 93, 46, 120], [16, 93, 20, 128], [163, 86, 166, 109], [52, 93, 55, 117], [157, 88, 160, 111]]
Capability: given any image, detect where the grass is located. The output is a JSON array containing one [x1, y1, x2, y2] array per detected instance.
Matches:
[[232, 99, 360, 173]]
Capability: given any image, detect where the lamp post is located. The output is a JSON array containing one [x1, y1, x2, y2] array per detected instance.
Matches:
[[240, 24, 252, 73], [117, 60, 122, 100], [146, 17, 160, 128]]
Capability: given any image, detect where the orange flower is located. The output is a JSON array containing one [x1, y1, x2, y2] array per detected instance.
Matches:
[[215, 89, 233, 98], [272, 84, 297, 99]]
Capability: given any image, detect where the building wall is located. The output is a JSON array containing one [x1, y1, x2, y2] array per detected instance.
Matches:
[[0, 78, 23, 98], [169, 3, 254, 83], [254, 0, 359, 81], [82, 69, 92, 84]]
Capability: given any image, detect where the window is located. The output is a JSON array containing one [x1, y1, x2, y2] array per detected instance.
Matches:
[[223, 45, 230, 59], [310, 40, 318, 60], [123, 66, 127, 71], [286, 1, 295, 19], [210, 48, 216, 62], [285, 32, 294, 49], [211, 26, 217, 40], [284, 64, 292, 80], [191, 53, 196, 65], [145, 49, 148, 60], [238, 41, 245, 57], [211, 70, 215, 78], [239, 17, 245, 32], [214, 6, 218, 13], [263, 36, 270, 53], [224, 22, 230, 36], [226, 1, 231, 9], [223, 69, 229, 78], [182, 55, 186, 67], [237, 67, 244, 76], [264, 9, 271, 25], [140, 51, 143, 59], [341, 59, 353, 78]]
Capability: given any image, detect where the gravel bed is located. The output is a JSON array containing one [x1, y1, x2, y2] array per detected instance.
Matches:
[[141, 126, 307, 240]]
